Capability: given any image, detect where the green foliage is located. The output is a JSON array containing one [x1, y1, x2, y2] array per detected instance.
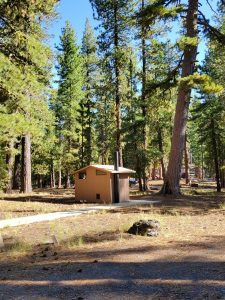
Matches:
[[0, 0, 57, 190], [80, 19, 98, 165], [54, 21, 84, 174], [177, 36, 198, 50], [180, 73, 224, 93], [0, 147, 8, 191]]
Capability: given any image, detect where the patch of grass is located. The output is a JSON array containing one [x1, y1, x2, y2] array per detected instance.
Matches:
[[119, 223, 130, 233], [1, 241, 32, 259], [77, 236, 84, 247], [218, 203, 225, 210], [130, 190, 152, 197], [65, 236, 85, 249], [182, 187, 221, 196]]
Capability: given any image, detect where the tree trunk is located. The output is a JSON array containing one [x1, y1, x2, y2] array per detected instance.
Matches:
[[152, 164, 156, 180], [201, 144, 204, 180], [184, 133, 190, 184], [221, 168, 225, 188], [161, 0, 198, 195], [58, 167, 62, 188], [140, 0, 148, 190], [65, 173, 71, 188], [6, 140, 14, 193], [50, 163, 56, 188], [20, 133, 32, 193], [37, 175, 43, 189], [12, 141, 20, 190], [211, 118, 221, 192], [158, 127, 166, 180], [114, 2, 123, 166]]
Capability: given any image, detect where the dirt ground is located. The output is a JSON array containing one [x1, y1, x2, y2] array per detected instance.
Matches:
[[0, 185, 225, 299], [0, 188, 93, 220]]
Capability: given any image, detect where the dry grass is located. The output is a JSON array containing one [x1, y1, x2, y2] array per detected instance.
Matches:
[[0, 188, 93, 220], [0, 185, 224, 258], [0, 186, 225, 299], [0, 189, 224, 259]]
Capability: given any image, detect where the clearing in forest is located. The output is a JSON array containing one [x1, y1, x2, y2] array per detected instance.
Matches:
[[0, 187, 225, 299]]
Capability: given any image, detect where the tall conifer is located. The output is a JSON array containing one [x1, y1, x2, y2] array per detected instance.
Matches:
[[55, 21, 84, 187]]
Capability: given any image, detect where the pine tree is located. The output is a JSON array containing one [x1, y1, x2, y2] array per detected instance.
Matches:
[[81, 19, 98, 166], [90, 0, 135, 166], [139, 0, 225, 194], [95, 59, 115, 164], [0, 0, 57, 192], [55, 21, 84, 187]]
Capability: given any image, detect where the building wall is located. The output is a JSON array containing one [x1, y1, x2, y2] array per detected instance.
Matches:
[[75, 167, 112, 204], [110, 174, 130, 202], [119, 174, 130, 202]]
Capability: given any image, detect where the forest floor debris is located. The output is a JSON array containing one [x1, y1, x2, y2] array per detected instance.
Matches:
[[0, 185, 225, 299]]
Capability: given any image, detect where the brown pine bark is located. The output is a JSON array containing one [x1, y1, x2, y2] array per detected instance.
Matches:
[[12, 141, 20, 190], [37, 175, 43, 188], [221, 168, 225, 188], [141, 0, 148, 190], [201, 144, 204, 180], [211, 118, 221, 192], [161, 0, 198, 195], [184, 133, 190, 184], [152, 164, 156, 180], [20, 133, 32, 193], [158, 127, 166, 180], [6, 140, 14, 193], [50, 163, 56, 188]]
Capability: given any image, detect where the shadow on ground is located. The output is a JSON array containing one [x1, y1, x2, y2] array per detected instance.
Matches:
[[1, 235, 225, 299], [1, 188, 78, 205]]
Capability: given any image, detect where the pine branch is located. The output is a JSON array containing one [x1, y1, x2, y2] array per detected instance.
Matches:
[[198, 10, 225, 44], [146, 54, 183, 94], [135, 0, 184, 26]]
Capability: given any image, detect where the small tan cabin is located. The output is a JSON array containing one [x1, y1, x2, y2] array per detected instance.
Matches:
[[74, 165, 135, 204]]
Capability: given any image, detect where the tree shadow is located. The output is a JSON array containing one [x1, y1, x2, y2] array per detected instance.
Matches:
[[117, 191, 225, 216], [1, 235, 225, 299], [1, 188, 77, 205]]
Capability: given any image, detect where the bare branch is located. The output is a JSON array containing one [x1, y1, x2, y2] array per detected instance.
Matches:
[[205, 0, 218, 16], [198, 10, 225, 44]]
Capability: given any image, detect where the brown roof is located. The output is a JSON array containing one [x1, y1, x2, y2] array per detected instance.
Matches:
[[75, 164, 136, 174]]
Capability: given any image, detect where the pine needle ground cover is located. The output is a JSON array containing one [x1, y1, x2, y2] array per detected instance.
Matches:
[[0, 188, 92, 220], [0, 188, 224, 299]]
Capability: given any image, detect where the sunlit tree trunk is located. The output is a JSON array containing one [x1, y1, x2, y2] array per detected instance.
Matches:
[[12, 140, 20, 190], [20, 133, 32, 193], [65, 173, 71, 188], [141, 0, 148, 190], [184, 133, 190, 184], [211, 118, 221, 192], [6, 140, 14, 193], [50, 163, 56, 188], [158, 127, 166, 180], [161, 0, 198, 195], [58, 167, 62, 188]]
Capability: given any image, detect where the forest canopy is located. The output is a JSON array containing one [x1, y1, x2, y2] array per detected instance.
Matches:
[[0, 0, 224, 195]]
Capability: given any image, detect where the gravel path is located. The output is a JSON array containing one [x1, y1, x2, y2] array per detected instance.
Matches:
[[0, 200, 160, 229]]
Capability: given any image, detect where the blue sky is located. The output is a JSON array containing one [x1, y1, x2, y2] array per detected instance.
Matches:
[[48, 0, 218, 61], [48, 0, 97, 48]]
